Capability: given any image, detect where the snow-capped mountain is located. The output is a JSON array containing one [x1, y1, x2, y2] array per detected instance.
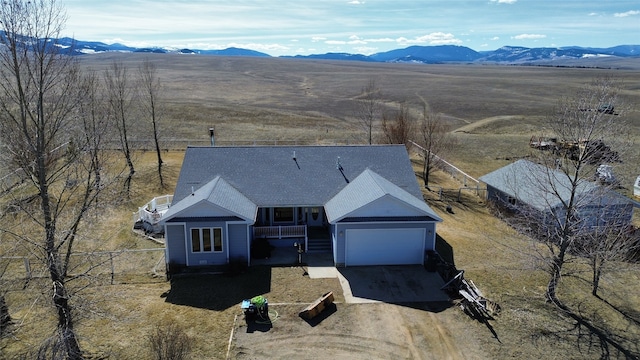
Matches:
[[4, 32, 639, 64]]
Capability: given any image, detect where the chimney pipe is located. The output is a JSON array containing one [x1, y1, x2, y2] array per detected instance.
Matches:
[[209, 127, 215, 146]]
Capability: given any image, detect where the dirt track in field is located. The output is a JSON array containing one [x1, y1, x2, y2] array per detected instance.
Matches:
[[453, 115, 522, 134], [229, 303, 478, 360]]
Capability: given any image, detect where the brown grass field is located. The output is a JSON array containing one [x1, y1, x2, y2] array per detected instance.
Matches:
[[1, 54, 640, 359]]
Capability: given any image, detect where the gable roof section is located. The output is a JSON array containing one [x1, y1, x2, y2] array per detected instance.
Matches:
[[479, 159, 630, 211], [325, 169, 442, 223], [161, 176, 257, 222], [172, 145, 425, 207]]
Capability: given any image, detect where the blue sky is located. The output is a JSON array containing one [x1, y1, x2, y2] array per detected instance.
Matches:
[[62, 0, 640, 56]]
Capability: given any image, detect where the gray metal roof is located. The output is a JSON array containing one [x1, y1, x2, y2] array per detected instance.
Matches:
[[479, 159, 631, 211], [162, 176, 257, 222], [325, 169, 442, 223], [172, 145, 426, 208]]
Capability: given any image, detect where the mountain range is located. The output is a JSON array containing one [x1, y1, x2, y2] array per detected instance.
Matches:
[[46, 36, 640, 65]]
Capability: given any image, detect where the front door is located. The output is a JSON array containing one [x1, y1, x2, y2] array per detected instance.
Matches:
[[306, 207, 324, 226]]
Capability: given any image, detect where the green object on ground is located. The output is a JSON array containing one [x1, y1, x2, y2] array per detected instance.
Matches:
[[251, 295, 267, 308]]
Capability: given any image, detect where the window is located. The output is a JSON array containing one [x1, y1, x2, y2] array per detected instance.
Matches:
[[191, 227, 223, 253], [274, 207, 294, 223]]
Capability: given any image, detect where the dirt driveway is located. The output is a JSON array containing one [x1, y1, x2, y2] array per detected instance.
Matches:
[[229, 302, 477, 360], [229, 266, 484, 359]]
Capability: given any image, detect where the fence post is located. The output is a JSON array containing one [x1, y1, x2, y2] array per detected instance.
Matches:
[[23, 257, 31, 281], [110, 253, 115, 285]]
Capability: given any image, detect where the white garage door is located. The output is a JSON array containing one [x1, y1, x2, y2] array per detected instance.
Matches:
[[345, 228, 425, 266]]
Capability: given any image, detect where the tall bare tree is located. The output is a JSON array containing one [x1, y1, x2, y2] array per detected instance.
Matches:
[[576, 220, 640, 297], [0, 0, 110, 357], [138, 58, 164, 188], [503, 77, 629, 305], [381, 101, 414, 151], [418, 101, 456, 189], [355, 79, 382, 145], [105, 61, 136, 195]]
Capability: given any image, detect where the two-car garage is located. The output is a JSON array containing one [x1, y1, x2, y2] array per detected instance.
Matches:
[[344, 228, 427, 266]]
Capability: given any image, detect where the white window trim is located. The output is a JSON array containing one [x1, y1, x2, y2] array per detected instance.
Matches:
[[190, 227, 223, 253]]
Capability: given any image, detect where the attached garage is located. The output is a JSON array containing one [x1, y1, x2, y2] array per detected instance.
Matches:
[[345, 228, 425, 266]]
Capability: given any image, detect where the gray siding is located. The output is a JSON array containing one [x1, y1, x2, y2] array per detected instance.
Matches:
[[228, 223, 249, 263], [166, 224, 186, 265], [487, 185, 510, 205]]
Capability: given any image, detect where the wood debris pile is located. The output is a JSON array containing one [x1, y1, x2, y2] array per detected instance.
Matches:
[[441, 270, 501, 320]]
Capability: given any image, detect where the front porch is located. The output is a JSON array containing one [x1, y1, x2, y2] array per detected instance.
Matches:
[[250, 226, 331, 265]]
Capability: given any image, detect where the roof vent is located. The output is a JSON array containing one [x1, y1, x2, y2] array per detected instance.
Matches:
[[293, 150, 300, 169], [336, 156, 348, 183], [209, 127, 215, 147]]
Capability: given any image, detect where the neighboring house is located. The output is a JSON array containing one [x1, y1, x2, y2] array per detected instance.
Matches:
[[160, 145, 442, 270], [479, 159, 634, 229]]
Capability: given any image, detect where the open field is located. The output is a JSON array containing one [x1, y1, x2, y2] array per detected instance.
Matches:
[[2, 55, 640, 358], [78, 53, 640, 188]]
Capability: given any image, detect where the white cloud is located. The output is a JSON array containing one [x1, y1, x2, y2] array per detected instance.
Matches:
[[365, 37, 396, 43], [490, 0, 517, 4], [396, 32, 462, 46], [614, 10, 640, 17], [491, 36, 500, 41], [312, 36, 327, 42], [227, 42, 290, 52], [512, 34, 546, 40], [353, 46, 377, 55], [348, 0, 365, 4]]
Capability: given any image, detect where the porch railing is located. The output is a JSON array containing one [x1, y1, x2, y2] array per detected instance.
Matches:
[[253, 225, 307, 240], [133, 194, 173, 225]]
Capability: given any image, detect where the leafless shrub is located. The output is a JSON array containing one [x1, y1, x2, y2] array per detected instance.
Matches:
[[381, 101, 414, 151], [147, 323, 193, 360]]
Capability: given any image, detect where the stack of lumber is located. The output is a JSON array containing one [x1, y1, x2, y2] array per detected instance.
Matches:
[[458, 278, 501, 320], [441, 270, 501, 320], [299, 292, 334, 320]]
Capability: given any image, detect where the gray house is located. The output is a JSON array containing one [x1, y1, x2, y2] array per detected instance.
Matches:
[[160, 145, 442, 270], [479, 159, 634, 229]]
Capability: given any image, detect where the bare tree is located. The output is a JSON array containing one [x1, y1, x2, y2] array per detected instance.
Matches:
[[355, 79, 382, 144], [418, 101, 457, 189], [138, 58, 164, 187], [381, 101, 414, 151], [0, 256, 12, 340], [105, 61, 136, 195], [0, 0, 111, 358], [576, 221, 640, 297], [138, 58, 165, 188], [502, 77, 630, 305]]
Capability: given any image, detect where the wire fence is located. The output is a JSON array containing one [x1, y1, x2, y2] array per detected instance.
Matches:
[[408, 140, 487, 202], [0, 248, 166, 291], [428, 186, 488, 203], [122, 138, 358, 151]]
